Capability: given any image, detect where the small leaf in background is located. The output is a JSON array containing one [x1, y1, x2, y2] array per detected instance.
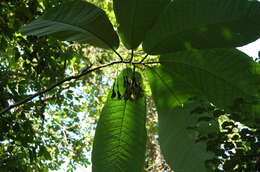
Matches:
[[39, 146, 52, 160], [143, 0, 260, 54], [20, 0, 119, 49]]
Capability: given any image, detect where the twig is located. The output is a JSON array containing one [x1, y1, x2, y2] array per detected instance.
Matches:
[[0, 61, 122, 114], [111, 48, 124, 61], [130, 49, 134, 62], [0, 60, 160, 114], [41, 86, 70, 102], [139, 54, 149, 63]]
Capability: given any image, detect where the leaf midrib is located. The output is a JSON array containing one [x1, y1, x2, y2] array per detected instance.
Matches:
[[117, 100, 127, 160]]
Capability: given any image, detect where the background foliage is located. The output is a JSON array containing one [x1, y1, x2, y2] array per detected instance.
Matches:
[[0, 0, 167, 171], [0, 0, 113, 170]]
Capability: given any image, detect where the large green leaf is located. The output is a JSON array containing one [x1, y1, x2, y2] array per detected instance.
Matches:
[[92, 68, 147, 172], [143, 0, 260, 54], [113, 0, 170, 49], [156, 101, 217, 172], [147, 49, 260, 125], [20, 1, 119, 49]]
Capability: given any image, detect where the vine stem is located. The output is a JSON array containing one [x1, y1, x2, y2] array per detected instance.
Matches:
[[0, 60, 159, 114]]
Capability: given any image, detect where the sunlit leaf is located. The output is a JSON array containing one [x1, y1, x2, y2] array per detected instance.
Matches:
[[92, 68, 147, 172], [21, 1, 119, 49]]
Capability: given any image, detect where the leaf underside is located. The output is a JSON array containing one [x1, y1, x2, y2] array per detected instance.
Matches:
[[20, 0, 119, 49], [113, 0, 170, 49], [147, 48, 260, 126], [157, 102, 217, 172], [147, 49, 260, 171], [143, 0, 260, 54], [92, 69, 147, 172]]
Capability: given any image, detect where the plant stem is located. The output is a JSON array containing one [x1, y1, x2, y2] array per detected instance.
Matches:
[[130, 49, 134, 62], [0, 60, 160, 114], [111, 48, 124, 61], [139, 54, 148, 63], [0, 61, 121, 114]]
